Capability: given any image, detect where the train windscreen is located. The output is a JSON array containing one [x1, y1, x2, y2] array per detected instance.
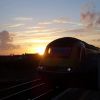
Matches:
[[47, 47, 71, 58]]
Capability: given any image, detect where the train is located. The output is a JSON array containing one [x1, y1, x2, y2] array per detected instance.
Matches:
[[38, 37, 99, 73], [37, 37, 99, 87]]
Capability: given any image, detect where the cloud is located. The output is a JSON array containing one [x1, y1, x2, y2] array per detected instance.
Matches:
[[27, 26, 45, 30], [53, 17, 69, 24], [37, 17, 68, 25], [7, 24, 24, 28], [0, 31, 20, 50], [95, 13, 100, 25], [92, 39, 100, 42], [38, 21, 52, 25], [67, 28, 86, 33], [14, 17, 33, 21], [52, 17, 83, 26], [37, 17, 83, 28], [80, 2, 100, 30], [81, 11, 96, 29]]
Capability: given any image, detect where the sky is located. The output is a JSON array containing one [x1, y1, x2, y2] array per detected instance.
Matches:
[[0, 0, 100, 55]]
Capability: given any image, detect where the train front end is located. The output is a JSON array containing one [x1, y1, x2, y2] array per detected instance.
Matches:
[[37, 37, 85, 75]]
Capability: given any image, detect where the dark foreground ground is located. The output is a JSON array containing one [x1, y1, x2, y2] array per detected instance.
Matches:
[[0, 54, 100, 100]]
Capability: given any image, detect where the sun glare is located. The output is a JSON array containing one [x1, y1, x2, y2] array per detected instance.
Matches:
[[36, 47, 45, 55]]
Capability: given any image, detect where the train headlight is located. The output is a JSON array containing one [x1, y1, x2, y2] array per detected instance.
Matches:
[[37, 66, 44, 70], [67, 67, 72, 72]]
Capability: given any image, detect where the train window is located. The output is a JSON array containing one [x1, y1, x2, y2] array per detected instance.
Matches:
[[47, 47, 71, 58], [48, 48, 51, 54]]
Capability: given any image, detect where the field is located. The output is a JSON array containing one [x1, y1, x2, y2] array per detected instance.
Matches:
[[0, 54, 41, 83]]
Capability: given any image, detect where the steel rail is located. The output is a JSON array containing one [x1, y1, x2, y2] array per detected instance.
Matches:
[[0, 78, 41, 92], [0, 83, 45, 100]]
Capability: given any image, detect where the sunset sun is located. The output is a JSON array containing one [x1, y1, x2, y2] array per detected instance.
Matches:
[[36, 47, 45, 55]]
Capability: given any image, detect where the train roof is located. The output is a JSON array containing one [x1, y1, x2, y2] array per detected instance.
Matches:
[[47, 37, 84, 47], [47, 37, 100, 51]]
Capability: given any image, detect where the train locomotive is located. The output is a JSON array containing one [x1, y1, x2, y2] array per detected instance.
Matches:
[[38, 37, 99, 71], [37, 37, 99, 86]]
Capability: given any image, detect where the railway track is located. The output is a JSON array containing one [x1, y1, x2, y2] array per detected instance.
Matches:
[[0, 78, 51, 100], [0, 77, 63, 100], [0, 77, 99, 100]]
